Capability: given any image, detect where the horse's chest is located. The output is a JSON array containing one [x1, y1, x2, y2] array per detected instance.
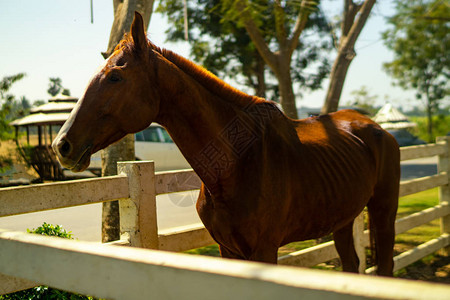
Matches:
[[196, 191, 260, 248]]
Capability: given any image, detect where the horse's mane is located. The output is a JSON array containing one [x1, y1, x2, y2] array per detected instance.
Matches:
[[116, 35, 264, 108], [151, 42, 266, 108]]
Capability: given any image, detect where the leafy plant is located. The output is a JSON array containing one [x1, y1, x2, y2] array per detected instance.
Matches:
[[382, 0, 449, 142], [0, 155, 13, 175], [27, 222, 73, 239], [0, 73, 27, 141], [410, 115, 450, 142], [0, 223, 98, 300]]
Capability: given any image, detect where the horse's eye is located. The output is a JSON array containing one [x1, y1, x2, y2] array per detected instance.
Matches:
[[108, 72, 122, 83]]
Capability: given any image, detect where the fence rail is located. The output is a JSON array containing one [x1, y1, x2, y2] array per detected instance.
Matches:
[[2, 230, 450, 300], [0, 137, 449, 297]]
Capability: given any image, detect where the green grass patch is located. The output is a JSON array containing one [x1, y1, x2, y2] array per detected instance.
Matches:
[[397, 188, 439, 218], [395, 187, 441, 249], [185, 244, 220, 257]]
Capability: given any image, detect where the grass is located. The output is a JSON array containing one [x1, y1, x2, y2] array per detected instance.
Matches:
[[185, 188, 444, 273], [395, 188, 441, 250]]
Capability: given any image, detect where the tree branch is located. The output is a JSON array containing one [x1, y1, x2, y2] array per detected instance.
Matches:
[[287, 0, 316, 57], [234, 0, 278, 70], [274, 1, 288, 49], [343, 0, 376, 48]]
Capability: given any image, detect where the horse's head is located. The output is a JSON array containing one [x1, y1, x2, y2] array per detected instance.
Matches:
[[52, 12, 160, 172]]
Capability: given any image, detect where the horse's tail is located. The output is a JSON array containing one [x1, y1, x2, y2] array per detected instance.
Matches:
[[367, 209, 377, 268], [363, 124, 399, 276]]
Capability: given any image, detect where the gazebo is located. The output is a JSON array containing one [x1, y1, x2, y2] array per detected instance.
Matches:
[[11, 95, 78, 180], [372, 103, 416, 130]]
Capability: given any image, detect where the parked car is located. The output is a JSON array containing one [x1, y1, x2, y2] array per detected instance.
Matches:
[[90, 124, 191, 172], [387, 129, 426, 147]]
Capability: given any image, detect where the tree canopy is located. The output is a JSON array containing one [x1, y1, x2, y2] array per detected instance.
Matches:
[[382, 0, 449, 141], [0, 73, 29, 141], [158, 0, 333, 117], [47, 77, 71, 97]]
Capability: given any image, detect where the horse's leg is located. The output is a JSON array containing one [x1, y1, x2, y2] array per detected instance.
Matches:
[[219, 244, 278, 264], [219, 244, 245, 260], [367, 192, 397, 276], [333, 221, 359, 273], [248, 245, 278, 264]]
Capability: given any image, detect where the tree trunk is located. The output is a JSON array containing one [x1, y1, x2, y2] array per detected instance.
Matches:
[[425, 91, 433, 143], [426, 103, 433, 143], [276, 60, 298, 119], [255, 54, 266, 98], [103, 0, 155, 59], [321, 50, 354, 114], [101, 135, 135, 242], [321, 0, 376, 114], [233, 0, 312, 120], [101, 0, 155, 243]]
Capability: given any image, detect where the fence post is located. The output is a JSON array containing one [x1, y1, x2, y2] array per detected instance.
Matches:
[[437, 136, 450, 255], [353, 211, 366, 273], [117, 161, 159, 249]]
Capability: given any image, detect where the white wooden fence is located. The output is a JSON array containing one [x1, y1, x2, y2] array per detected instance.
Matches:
[[0, 136, 449, 298]]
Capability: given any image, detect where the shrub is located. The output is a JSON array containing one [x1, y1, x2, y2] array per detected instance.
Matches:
[[26, 222, 73, 239], [0, 223, 97, 300]]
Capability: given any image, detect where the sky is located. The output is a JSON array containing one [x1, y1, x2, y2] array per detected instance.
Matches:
[[0, 0, 419, 111]]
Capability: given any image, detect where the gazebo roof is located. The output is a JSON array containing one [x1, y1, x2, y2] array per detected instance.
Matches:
[[10, 112, 72, 126], [373, 103, 416, 129], [11, 95, 77, 127]]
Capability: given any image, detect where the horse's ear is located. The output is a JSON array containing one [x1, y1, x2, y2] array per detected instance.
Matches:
[[131, 11, 147, 52]]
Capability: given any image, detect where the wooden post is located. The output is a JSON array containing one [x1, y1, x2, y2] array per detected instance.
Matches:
[[117, 161, 159, 249], [353, 211, 366, 273], [437, 136, 450, 255]]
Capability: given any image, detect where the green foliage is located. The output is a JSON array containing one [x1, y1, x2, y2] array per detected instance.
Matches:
[[157, 0, 332, 99], [382, 0, 449, 138], [27, 222, 73, 239], [47, 77, 62, 97], [0, 286, 95, 300], [0, 155, 13, 175], [410, 115, 450, 142], [0, 73, 28, 141], [383, 0, 449, 101], [0, 223, 98, 300], [47, 77, 70, 97]]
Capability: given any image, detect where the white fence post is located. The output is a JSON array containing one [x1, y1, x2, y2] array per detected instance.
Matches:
[[117, 161, 158, 249], [437, 136, 450, 255], [353, 211, 366, 273]]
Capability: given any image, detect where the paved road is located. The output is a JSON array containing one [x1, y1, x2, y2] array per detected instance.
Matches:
[[400, 156, 438, 181], [0, 157, 438, 242]]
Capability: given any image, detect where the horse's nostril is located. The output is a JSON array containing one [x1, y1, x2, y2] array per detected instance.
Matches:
[[58, 139, 72, 157]]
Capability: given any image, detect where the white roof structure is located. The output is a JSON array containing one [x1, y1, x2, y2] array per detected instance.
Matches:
[[373, 103, 416, 130], [10, 112, 72, 126], [11, 95, 77, 126]]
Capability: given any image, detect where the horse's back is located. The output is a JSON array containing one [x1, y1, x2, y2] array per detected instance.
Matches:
[[285, 109, 399, 235], [295, 109, 399, 166]]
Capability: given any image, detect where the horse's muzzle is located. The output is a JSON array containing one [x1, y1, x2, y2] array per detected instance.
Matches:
[[53, 136, 73, 159]]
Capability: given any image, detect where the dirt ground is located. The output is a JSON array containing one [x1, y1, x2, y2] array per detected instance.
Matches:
[[396, 254, 450, 283], [0, 140, 39, 182]]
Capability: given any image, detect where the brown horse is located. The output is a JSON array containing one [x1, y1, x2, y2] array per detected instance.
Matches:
[[53, 12, 400, 276]]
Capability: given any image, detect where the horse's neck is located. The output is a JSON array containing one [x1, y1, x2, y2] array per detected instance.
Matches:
[[154, 69, 254, 192]]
